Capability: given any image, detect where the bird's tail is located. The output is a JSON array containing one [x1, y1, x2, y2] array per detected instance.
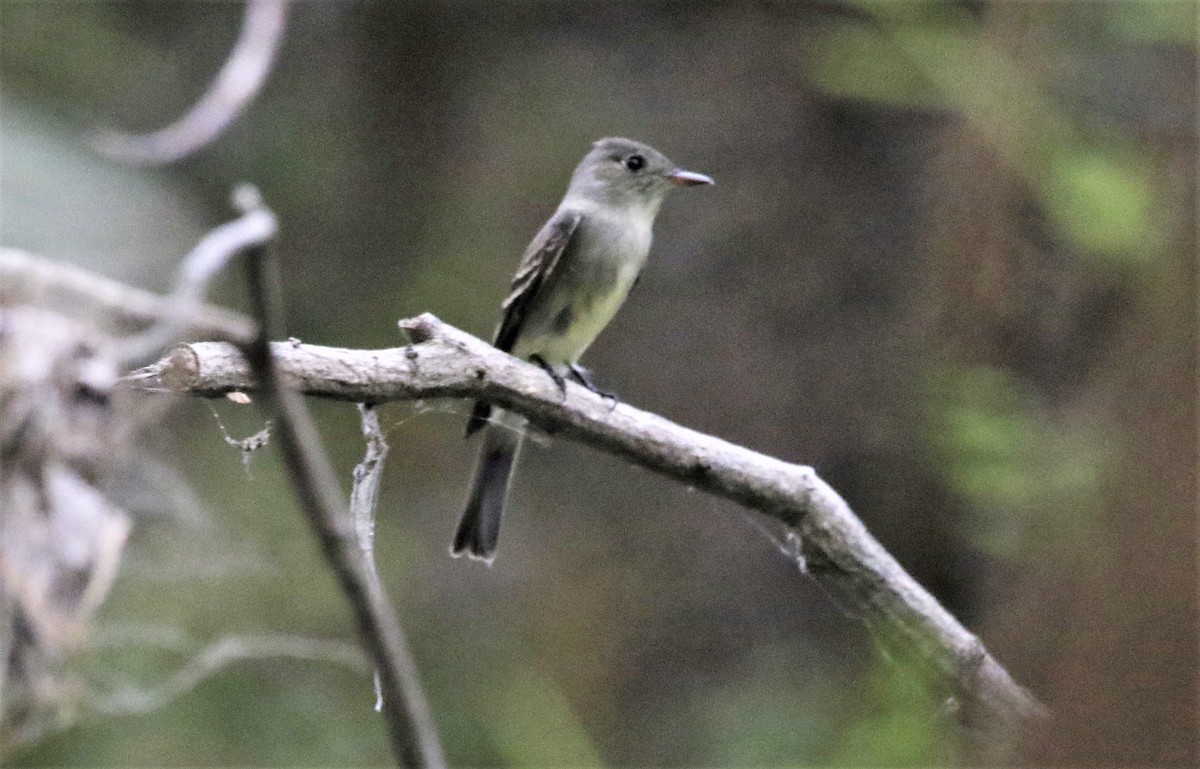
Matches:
[[452, 413, 524, 563]]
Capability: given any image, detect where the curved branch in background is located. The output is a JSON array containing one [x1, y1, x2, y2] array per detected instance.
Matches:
[[91, 635, 370, 717], [117, 194, 275, 365], [91, 0, 288, 166], [134, 315, 1049, 758]]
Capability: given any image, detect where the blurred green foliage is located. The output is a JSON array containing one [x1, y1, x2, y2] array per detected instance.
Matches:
[[812, 3, 1165, 269], [1102, 0, 1197, 45], [827, 656, 956, 767], [925, 363, 1110, 558], [1043, 144, 1156, 267], [481, 670, 604, 767]]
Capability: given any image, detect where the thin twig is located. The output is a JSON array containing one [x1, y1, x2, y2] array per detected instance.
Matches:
[[352, 403, 389, 711], [351, 405, 389, 578], [232, 192, 445, 768], [137, 314, 1049, 754], [91, 0, 288, 166]]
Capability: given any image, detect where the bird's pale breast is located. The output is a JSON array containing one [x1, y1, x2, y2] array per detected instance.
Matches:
[[512, 208, 652, 366]]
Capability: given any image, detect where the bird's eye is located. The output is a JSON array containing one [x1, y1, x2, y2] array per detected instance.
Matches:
[[624, 154, 646, 172]]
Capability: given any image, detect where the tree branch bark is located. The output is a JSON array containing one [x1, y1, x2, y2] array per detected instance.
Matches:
[[133, 313, 1048, 754]]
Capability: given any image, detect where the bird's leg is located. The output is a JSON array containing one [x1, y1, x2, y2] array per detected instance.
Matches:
[[569, 364, 619, 404], [529, 355, 567, 396]]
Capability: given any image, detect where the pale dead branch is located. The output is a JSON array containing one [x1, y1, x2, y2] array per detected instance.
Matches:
[[133, 314, 1049, 753]]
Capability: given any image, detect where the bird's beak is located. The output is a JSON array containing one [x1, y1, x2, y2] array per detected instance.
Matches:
[[666, 169, 715, 187]]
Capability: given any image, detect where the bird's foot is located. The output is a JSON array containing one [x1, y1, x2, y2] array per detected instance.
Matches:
[[569, 364, 620, 406], [530, 355, 567, 397]]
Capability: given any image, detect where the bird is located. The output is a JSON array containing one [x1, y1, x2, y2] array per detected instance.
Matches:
[[452, 137, 713, 563]]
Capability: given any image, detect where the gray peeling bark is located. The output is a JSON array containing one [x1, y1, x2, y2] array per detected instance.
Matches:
[[134, 312, 1048, 756]]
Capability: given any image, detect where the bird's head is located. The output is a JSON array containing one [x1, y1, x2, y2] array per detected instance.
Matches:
[[567, 137, 713, 215]]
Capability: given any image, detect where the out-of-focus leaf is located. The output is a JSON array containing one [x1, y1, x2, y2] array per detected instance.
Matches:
[[925, 363, 1112, 558], [1044, 145, 1156, 266], [825, 655, 956, 767], [809, 24, 943, 109], [487, 669, 604, 768]]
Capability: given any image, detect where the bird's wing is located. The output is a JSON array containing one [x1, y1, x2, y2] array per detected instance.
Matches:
[[465, 209, 582, 437], [492, 209, 583, 353]]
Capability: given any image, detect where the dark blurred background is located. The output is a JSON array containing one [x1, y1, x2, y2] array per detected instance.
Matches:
[[1, 1, 1195, 765]]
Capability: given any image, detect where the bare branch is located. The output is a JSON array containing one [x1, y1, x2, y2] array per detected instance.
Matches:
[[135, 313, 1049, 751], [91, 0, 288, 166], [119, 188, 275, 365], [0, 248, 254, 343], [232, 196, 446, 768]]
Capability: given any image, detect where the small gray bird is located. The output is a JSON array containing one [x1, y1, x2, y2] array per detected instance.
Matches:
[[452, 137, 713, 563]]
